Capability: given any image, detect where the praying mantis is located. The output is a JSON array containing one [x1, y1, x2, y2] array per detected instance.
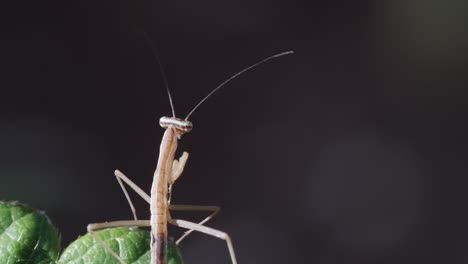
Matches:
[[86, 43, 293, 264]]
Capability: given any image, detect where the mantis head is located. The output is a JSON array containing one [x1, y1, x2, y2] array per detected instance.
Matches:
[[159, 116, 193, 136]]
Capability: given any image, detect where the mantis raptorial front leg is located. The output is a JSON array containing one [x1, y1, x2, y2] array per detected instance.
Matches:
[[113, 151, 189, 216], [170, 152, 189, 184]]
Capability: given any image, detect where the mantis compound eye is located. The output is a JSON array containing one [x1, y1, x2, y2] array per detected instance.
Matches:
[[159, 116, 193, 134]]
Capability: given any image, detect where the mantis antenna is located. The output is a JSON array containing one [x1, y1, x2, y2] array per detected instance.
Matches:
[[184, 50, 294, 120], [143, 32, 176, 118]]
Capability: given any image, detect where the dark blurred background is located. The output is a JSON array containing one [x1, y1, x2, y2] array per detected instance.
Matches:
[[1, 0, 468, 263]]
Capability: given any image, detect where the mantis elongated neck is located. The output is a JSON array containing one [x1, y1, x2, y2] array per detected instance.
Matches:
[[150, 127, 178, 264]]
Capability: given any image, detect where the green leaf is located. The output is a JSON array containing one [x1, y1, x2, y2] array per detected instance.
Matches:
[[0, 201, 60, 264], [58, 227, 183, 264]]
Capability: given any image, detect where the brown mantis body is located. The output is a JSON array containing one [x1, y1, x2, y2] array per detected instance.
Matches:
[[150, 117, 189, 263], [87, 50, 293, 264]]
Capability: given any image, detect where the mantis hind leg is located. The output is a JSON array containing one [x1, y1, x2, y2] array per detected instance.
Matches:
[[88, 231, 126, 264], [167, 216, 238, 264], [87, 220, 151, 264], [168, 204, 220, 244], [114, 169, 151, 211], [167, 151, 223, 244], [97, 170, 150, 263]]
